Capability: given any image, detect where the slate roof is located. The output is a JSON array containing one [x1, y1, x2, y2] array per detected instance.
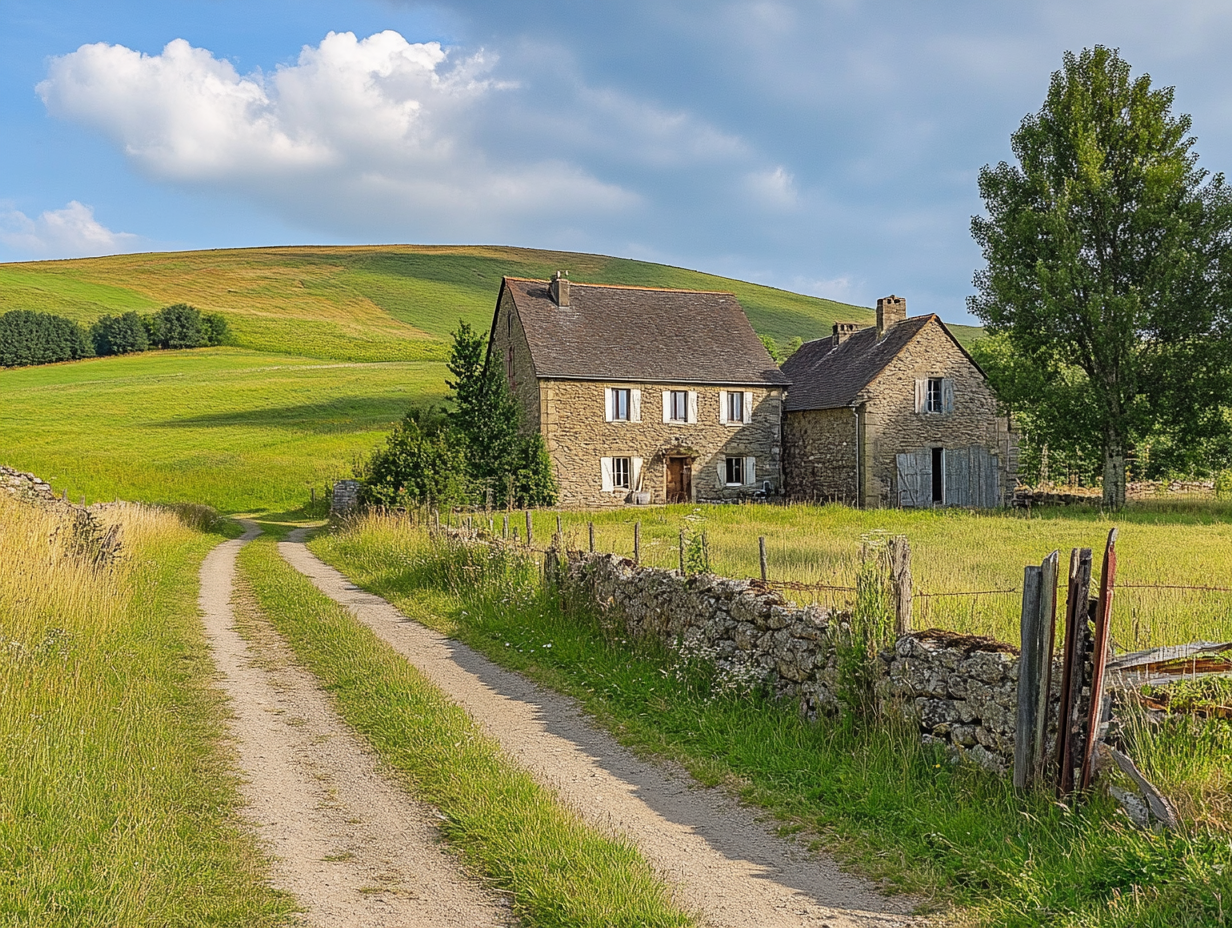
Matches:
[[781, 314, 959, 411], [496, 277, 789, 386]]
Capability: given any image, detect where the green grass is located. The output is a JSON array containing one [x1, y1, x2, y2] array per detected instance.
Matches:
[[0, 497, 294, 927], [309, 518, 1232, 928], [0, 244, 882, 360], [513, 502, 1232, 649], [235, 534, 692, 928], [0, 348, 447, 512]]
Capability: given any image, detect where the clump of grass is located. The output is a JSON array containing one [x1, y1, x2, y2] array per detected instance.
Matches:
[[313, 513, 1232, 928], [0, 495, 293, 926], [237, 535, 692, 928]]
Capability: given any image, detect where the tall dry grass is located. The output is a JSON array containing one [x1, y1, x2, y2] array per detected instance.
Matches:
[[0, 495, 291, 926]]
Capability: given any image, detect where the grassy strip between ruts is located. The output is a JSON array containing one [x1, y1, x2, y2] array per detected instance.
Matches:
[[0, 496, 294, 927], [310, 516, 1232, 928], [235, 534, 693, 928]]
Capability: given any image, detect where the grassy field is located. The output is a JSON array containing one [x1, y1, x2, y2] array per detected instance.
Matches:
[[236, 534, 692, 928], [0, 495, 293, 926], [0, 244, 954, 362], [0, 348, 446, 512], [500, 502, 1232, 649], [311, 518, 1232, 928]]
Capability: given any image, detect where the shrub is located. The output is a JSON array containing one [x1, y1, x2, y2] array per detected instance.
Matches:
[[91, 312, 150, 356], [202, 312, 229, 347], [0, 309, 92, 367], [144, 303, 225, 349], [511, 432, 559, 508], [358, 406, 475, 508]]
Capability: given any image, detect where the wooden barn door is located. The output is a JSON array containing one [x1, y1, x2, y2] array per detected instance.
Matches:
[[896, 450, 931, 508]]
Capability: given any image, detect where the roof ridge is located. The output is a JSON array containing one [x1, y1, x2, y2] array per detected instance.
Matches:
[[503, 276, 735, 296]]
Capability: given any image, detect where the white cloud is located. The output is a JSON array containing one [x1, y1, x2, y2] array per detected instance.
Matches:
[[0, 201, 140, 258], [36, 31, 634, 236], [745, 166, 798, 210]]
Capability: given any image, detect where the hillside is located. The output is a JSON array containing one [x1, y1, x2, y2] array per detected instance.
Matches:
[[0, 244, 981, 361]]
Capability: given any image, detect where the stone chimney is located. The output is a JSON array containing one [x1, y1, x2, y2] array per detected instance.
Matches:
[[549, 270, 570, 307], [876, 295, 906, 336], [832, 321, 860, 347]]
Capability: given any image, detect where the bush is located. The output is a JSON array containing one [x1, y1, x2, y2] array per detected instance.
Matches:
[[358, 406, 476, 508], [0, 309, 92, 367], [142, 304, 226, 349], [203, 312, 229, 347], [91, 312, 150, 356], [1216, 469, 1232, 500]]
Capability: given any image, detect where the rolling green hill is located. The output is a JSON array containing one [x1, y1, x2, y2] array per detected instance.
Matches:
[[0, 244, 982, 511], [0, 244, 983, 360]]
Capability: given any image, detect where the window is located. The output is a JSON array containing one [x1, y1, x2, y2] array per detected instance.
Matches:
[[670, 390, 688, 422], [612, 456, 631, 490], [725, 456, 744, 486], [927, 378, 943, 413], [727, 391, 743, 424], [612, 388, 630, 421]]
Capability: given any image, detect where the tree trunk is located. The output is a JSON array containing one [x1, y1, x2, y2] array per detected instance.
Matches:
[[1102, 432, 1127, 510]]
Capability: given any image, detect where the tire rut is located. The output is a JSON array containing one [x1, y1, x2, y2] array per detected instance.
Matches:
[[199, 527, 511, 928], [280, 531, 924, 928]]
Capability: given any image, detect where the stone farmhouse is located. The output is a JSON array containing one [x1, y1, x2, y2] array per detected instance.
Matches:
[[781, 296, 1017, 508], [487, 273, 789, 508]]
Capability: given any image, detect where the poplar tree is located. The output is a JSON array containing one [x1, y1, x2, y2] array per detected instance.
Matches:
[[970, 46, 1232, 508]]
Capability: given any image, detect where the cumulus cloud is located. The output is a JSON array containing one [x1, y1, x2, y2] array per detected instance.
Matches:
[[36, 31, 634, 236], [0, 201, 140, 258]]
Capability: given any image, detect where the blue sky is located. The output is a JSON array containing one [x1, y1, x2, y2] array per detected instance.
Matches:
[[4, 1, 1232, 322]]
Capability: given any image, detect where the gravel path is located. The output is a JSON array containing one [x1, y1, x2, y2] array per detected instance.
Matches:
[[198, 528, 510, 927], [281, 530, 922, 928]]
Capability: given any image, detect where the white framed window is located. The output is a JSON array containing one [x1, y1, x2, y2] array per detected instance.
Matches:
[[605, 387, 641, 422], [601, 456, 642, 492], [915, 378, 955, 414], [662, 390, 698, 423], [613, 456, 631, 489], [719, 455, 756, 487]]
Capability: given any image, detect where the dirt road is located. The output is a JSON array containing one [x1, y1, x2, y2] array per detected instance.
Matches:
[[198, 528, 510, 927], [280, 530, 921, 928]]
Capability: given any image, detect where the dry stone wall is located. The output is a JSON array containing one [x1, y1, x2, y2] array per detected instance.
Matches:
[[549, 547, 1029, 772]]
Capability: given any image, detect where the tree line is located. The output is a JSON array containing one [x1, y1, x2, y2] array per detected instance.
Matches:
[[359, 322, 557, 510], [0, 304, 228, 368]]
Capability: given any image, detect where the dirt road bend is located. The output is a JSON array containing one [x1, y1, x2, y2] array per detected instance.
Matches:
[[198, 527, 509, 928], [281, 531, 921, 928]]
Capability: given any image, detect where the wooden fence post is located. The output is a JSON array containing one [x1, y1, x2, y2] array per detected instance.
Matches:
[[1056, 547, 1093, 797], [679, 529, 686, 574], [758, 536, 768, 582], [701, 532, 710, 572], [1034, 551, 1060, 785], [556, 513, 563, 538], [502, 514, 509, 539], [525, 510, 533, 548], [634, 522, 641, 565], [311, 487, 316, 507], [588, 521, 595, 553], [888, 536, 912, 635], [433, 508, 440, 530], [1079, 528, 1118, 791], [1014, 564, 1043, 791]]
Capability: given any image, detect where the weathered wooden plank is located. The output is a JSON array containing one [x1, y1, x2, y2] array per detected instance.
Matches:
[[889, 535, 912, 635], [1056, 547, 1093, 796], [759, 536, 768, 582], [1099, 744, 1179, 829], [1034, 550, 1060, 784], [1080, 528, 1118, 791], [1015, 564, 1044, 790]]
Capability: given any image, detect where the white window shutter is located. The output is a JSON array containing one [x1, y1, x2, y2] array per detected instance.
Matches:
[[687, 391, 698, 423], [742, 391, 753, 424], [662, 391, 671, 423], [718, 390, 728, 424], [717, 458, 726, 483], [745, 456, 756, 485], [630, 389, 642, 422], [915, 379, 926, 413], [632, 457, 644, 491], [604, 388, 614, 422], [601, 457, 614, 491], [942, 378, 955, 414]]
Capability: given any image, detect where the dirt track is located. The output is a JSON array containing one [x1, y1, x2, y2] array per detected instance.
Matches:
[[279, 529, 921, 928], [198, 528, 510, 927]]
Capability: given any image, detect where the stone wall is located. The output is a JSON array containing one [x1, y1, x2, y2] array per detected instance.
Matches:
[[491, 288, 542, 432], [550, 547, 1029, 772], [782, 407, 858, 504]]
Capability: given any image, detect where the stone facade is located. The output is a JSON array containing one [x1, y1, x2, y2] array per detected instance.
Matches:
[[858, 321, 1016, 508], [489, 286, 786, 509], [549, 546, 1032, 772], [783, 311, 1018, 509], [782, 407, 858, 504]]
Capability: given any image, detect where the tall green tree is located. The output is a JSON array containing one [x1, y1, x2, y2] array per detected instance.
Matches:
[[970, 46, 1232, 508], [446, 321, 521, 497]]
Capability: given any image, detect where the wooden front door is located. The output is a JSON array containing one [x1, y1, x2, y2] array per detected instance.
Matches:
[[666, 457, 692, 503]]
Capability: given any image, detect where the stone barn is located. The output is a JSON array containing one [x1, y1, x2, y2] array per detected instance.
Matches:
[[486, 273, 789, 508], [781, 296, 1017, 508]]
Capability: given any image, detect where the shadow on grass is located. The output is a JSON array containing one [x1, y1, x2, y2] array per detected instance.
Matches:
[[153, 396, 412, 434]]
